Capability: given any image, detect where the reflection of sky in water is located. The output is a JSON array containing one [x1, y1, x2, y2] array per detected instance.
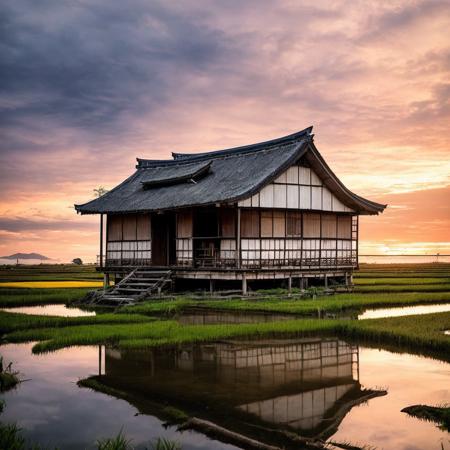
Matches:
[[330, 348, 450, 449], [358, 303, 450, 319], [1, 304, 95, 317], [0, 344, 237, 450]]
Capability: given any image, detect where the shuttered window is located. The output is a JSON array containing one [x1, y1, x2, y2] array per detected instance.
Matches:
[[286, 211, 302, 236], [321, 214, 337, 238], [177, 211, 193, 238], [220, 209, 236, 237], [136, 214, 151, 240], [261, 210, 273, 237], [122, 214, 137, 240], [337, 216, 352, 239], [273, 211, 286, 237], [303, 213, 321, 238], [241, 210, 260, 237], [107, 215, 122, 241]]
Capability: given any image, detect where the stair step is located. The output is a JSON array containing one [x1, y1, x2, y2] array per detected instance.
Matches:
[[135, 271, 171, 276], [127, 279, 160, 283], [116, 287, 152, 292]]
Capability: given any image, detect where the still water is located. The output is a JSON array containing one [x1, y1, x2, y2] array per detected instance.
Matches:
[[1, 304, 96, 317], [1, 338, 449, 450], [358, 303, 450, 319]]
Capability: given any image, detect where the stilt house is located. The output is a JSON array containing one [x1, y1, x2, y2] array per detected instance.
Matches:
[[75, 127, 385, 294]]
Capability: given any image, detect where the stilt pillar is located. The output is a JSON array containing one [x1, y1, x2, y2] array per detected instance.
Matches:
[[299, 276, 304, 291], [209, 279, 215, 295], [103, 273, 110, 290], [324, 274, 328, 289], [287, 276, 292, 296], [242, 273, 247, 296]]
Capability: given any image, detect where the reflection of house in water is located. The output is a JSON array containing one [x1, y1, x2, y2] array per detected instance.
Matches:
[[101, 338, 379, 445]]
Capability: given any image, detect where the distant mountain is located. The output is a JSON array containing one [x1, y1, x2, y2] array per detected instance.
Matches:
[[0, 253, 50, 260]]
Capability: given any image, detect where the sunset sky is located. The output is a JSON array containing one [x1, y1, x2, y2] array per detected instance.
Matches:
[[1, 0, 449, 262]]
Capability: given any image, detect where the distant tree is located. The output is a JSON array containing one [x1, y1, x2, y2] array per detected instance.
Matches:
[[93, 186, 109, 198], [72, 258, 83, 265]]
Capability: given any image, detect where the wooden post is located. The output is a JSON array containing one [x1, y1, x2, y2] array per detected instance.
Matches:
[[304, 277, 309, 289], [242, 273, 247, 296], [299, 276, 304, 291], [324, 274, 328, 289], [209, 278, 214, 295], [100, 214, 104, 268], [237, 208, 241, 269], [103, 273, 110, 290], [288, 275, 292, 296]]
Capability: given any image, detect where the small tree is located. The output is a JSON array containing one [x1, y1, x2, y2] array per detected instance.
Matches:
[[94, 186, 108, 198], [72, 258, 83, 265]]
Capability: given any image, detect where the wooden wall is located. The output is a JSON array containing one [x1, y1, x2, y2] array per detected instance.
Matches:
[[238, 164, 354, 213], [106, 214, 152, 264], [176, 211, 193, 265], [240, 210, 356, 267]]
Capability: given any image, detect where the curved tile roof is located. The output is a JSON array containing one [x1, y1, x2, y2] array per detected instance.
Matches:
[[75, 127, 386, 215]]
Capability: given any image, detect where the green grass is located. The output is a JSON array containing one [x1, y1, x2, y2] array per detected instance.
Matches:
[[354, 284, 450, 293], [4, 312, 450, 359], [0, 264, 101, 282], [355, 277, 450, 285], [0, 287, 91, 307], [0, 356, 20, 392], [120, 292, 450, 317], [0, 311, 154, 334]]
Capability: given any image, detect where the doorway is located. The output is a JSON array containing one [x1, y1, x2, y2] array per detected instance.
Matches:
[[152, 213, 176, 266]]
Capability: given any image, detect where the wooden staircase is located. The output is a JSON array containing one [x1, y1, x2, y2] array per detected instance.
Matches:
[[86, 268, 173, 306]]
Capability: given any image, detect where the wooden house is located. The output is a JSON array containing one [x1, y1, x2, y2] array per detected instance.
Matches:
[[75, 127, 385, 295]]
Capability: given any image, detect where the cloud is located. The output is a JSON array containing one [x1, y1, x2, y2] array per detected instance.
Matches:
[[0, 217, 97, 233]]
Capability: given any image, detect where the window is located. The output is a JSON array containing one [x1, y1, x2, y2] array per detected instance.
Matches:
[[303, 213, 320, 238], [241, 210, 260, 237], [321, 214, 337, 238], [287, 211, 302, 236], [220, 208, 236, 237], [122, 214, 137, 240], [136, 214, 151, 240], [273, 211, 285, 237], [261, 210, 273, 237], [107, 215, 122, 241], [337, 216, 352, 239], [177, 211, 193, 238]]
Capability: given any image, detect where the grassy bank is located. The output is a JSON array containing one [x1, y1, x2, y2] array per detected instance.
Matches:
[[0, 281, 103, 289], [120, 292, 450, 317], [355, 277, 450, 285], [354, 284, 450, 293], [0, 264, 102, 282], [0, 287, 91, 307], [3, 311, 450, 358], [0, 310, 154, 334]]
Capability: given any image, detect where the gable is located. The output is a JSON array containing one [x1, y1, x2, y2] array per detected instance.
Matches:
[[238, 163, 354, 212]]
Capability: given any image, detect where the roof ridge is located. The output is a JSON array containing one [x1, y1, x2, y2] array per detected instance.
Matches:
[[172, 126, 313, 161], [136, 127, 313, 168]]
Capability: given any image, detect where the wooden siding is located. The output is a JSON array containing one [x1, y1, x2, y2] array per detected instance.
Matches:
[[106, 214, 152, 265], [176, 211, 193, 264], [239, 210, 356, 268], [238, 164, 354, 212]]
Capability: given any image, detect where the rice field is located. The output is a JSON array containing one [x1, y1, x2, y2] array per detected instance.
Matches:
[[0, 287, 92, 307], [0, 262, 449, 359], [0, 281, 103, 289]]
